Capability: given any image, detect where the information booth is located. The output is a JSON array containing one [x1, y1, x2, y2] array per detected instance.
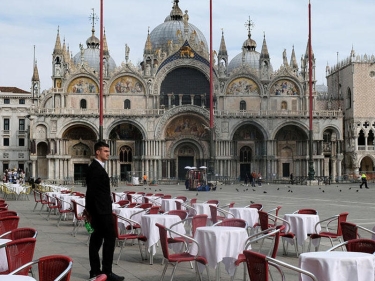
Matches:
[[185, 166, 208, 191]]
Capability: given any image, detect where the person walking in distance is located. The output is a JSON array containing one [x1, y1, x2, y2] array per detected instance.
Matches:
[[85, 141, 125, 281], [359, 173, 369, 189]]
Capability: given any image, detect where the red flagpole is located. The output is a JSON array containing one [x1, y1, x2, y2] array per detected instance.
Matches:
[[99, 0, 104, 141]]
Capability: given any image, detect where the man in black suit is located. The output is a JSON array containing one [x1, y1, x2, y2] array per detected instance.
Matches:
[[85, 141, 124, 281]]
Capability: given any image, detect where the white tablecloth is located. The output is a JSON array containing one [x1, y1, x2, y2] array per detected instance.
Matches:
[[299, 251, 375, 281], [144, 196, 162, 206], [283, 214, 321, 246], [192, 203, 215, 217], [161, 199, 183, 212], [140, 214, 185, 263], [4, 184, 23, 194], [229, 207, 259, 228], [190, 226, 248, 276], [113, 207, 145, 230], [113, 192, 127, 202], [59, 194, 81, 210], [0, 238, 11, 272]]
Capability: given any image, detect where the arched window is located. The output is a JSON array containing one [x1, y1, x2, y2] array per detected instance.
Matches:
[[80, 99, 87, 109], [124, 99, 131, 109], [240, 100, 246, 111], [346, 88, 352, 109], [358, 130, 365, 146], [240, 146, 252, 162], [119, 145, 132, 162], [281, 101, 287, 110], [368, 130, 374, 146]]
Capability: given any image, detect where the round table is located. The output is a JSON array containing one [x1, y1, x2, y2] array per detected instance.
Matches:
[[299, 251, 375, 281], [229, 207, 259, 228], [283, 214, 320, 246]]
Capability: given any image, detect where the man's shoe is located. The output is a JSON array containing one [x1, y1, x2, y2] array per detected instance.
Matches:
[[366, 187, 369, 189], [106, 272, 125, 281]]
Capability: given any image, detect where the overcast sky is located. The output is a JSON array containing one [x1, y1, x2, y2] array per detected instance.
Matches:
[[1, 0, 374, 92]]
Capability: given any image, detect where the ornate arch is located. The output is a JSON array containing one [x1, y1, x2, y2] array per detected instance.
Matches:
[[166, 135, 209, 159]]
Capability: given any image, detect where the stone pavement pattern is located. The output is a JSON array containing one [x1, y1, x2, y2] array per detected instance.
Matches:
[[7, 182, 375, 280]]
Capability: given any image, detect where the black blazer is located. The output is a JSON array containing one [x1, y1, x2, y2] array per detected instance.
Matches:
[[85, 159, 112, 215]]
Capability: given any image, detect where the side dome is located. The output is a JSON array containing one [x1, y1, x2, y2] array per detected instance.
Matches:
[[228, 51, 261, 73], [73, 28, 116, 73]]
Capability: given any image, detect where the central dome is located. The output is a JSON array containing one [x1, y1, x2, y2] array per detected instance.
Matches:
[[149, 0, 208, 55]]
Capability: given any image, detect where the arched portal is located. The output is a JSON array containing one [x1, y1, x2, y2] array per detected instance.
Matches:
[[360, 156, 374, 173], [275, 125, 308, 177], [174, 142, 203, 181]]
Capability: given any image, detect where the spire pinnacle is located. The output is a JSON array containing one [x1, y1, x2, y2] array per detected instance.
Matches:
[[245, 16, 255, 38]]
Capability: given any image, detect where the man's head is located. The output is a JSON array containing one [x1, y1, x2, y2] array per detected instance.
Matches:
[[94, 141, 110, 162]]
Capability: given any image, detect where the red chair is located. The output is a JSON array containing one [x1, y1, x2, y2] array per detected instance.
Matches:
[[190, 198, 197, 206], [71, 200, 85, 237], [46, 194, 59, 220], [0, 237, 36, 274], [0, 216, 19, 235], [231, 227, 281, 281], [328, 238, 375, 254], [55, 197, 74, 227], [243, 250, 318, 281], [38, 191, 49, 213], [340, 221, 375, 242], [213, 218, 247, 228], [0, 203, 9, 209], [9, 254, 73, 281], [148, 206, 161, 214], [293, 208, 318, 214], [0, 207, 7, 212], [247, 203, 263, 210], [0, 210, 18, 218], [117, 200, 130, 207], [209, 205, 226, 224], [162, 194, 172, 199], [138, 203, 153, 209], [258, 211, 298, 256], [155, 223, 210, 281], [0, 227, 38, 240], [112, 213, 147, 264], [191, 214, 208, 237], [125, 202, 138, 208], [175, 196, 187, 202], [204, 199, 219, 205], [165, 210, 188, 221], [308, 212, 349, 251]]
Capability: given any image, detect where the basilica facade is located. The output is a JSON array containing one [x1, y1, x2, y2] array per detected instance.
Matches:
[[25, 0, 346, 183]]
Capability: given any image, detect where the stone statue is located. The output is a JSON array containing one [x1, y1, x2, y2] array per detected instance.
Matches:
[[283, 49, 288, 66], [125, 44, 130, 63]]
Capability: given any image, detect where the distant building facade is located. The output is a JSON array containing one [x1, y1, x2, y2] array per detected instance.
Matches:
[[26, 0, 346, 183]]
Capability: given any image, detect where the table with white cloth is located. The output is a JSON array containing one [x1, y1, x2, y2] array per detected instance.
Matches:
[[4, 183, 24, 195], [0, 238, 11, 272], [192, 203, 215, 217], [129, 194, 144, 204], [140, 214, 185, 264], [161, 199, 184, 212], [283, 214, 321, 252], [189, 226, 248, 281], [229, 207, 259, 228], [113, 207, 145, 230], [59, 194, 81, 210], [143, 196, 162, 206], [299, 251, 375, 281], [2, 276, 37, 281]]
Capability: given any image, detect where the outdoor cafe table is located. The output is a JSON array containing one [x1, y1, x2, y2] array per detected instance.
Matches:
[[299, 251, 375, 281], [0, 239, 11, 272], [283, 214, 321, 252], [143, 196, 162, 206], [229, 207, 259, 228], [113, 207, 145, 230], [140, 214, 184, 265], [161, 199, 184, 212], [192, 203, 215, 217], [189, 226, 248, 281]]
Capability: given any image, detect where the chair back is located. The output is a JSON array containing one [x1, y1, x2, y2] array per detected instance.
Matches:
[[175, 201, 182, 210], [228, 202, 235, 208], [125, 202, 138, 208], [162, 195, 172, 199], [190, 198, 197, 206], [33, 190, 41, 203], [215, 218, 247, 228], [0, 207, 7, 212], [5, 238, 37, 275], [209, 205, 220, 224], [191, 214, 208, 237], [167, 210, 188, 220], [1, 227, 37, 240], [336, 212, 349, 235], [55, 197, 70, 213], [243, 250, 270, 281], [0, 202, 8, 209], [205, 199, 219, 205], [71, 200, 83, 221], [297, 208, 318, 214], [117, 200, 130, 207], [0, 210, 18, 218], [37, 255, 73, 281], [175, 196, 187, 202], [155, 223, 170, 259], [249, 203, 263, 211], [138, 203, 153, 209], [0, 216, 20, 234], [148, 206, 161, 214], [258, 211, 270, 231], [345, 238, 375, 254], [340, 221, 358, 241]]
